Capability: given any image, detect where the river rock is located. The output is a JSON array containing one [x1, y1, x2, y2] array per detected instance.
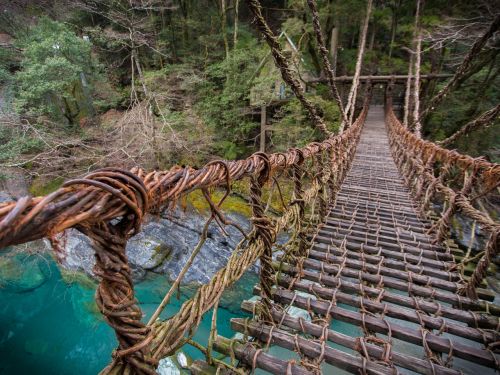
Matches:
[[41, 207, 253, 284], [450, 213, 487, 253], [149, 209, 253, 284], [0, 190, 12, 203], [157, 356, 181, 375], [0, 168, 29, 199], [176, 352, 189, 369], [0, 253, 49, 293]]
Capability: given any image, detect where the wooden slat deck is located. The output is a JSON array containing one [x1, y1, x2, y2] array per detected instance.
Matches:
[[207, 107, 500, 374]]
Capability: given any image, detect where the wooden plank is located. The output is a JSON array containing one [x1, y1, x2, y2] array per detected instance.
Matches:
[[213, 336, 312, 375], [295, 251, 470, 295], [314, 232, 453, 260], [312, 240, 453, 270], [321, 218, 431, 243], [271, 288, 500, 368], [329, 206, 429, 228], [333, 199, 423, 219], [230, 319, 392, 375], [325, 214, 429, 235], [263, 277, 498, 343], [307, 247, 460, 282], [318, 224, 444, 252], [274, 261, 500, 314], [272, 275, 500, 329], [241, 301, 462, 375], [335, 196, 418, 213]]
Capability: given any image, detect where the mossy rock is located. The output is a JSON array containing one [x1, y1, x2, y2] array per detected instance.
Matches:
[[150, 242, 173, 269], [185, 189, 252, 217], [29, 176, 64, 196], [0, 254, 48, 293]]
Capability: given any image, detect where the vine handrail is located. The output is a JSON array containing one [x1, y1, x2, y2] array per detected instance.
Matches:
[[0, 99, 369, 373], [385, 92, 500, 299]]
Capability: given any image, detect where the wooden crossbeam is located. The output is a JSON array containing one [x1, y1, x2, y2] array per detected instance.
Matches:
[[307, 73, 452, 84]]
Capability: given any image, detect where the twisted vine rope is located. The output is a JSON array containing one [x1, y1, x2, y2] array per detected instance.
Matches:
[[385, 91, 500, 300], [0, 103, 368, 372], [305, 0, 348, 126], [246, 0, 331, 136]]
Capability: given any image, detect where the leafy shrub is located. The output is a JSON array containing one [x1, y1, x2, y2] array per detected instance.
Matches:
[[14, 18, 96, 124]]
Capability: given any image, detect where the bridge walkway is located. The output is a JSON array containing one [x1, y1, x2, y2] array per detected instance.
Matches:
[[206, 106, 500, 375]]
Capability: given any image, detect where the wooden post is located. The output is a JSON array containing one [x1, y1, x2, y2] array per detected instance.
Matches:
[[329, 26, 339, 74], [260, 104, 267, 152]]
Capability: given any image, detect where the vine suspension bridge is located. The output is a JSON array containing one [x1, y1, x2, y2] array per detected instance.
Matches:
[[1, 2, 499, 375]]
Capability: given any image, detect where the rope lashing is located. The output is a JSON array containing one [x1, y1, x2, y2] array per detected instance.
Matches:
[[64, 169, 155, 375], [385, 95, 500, 299], [250, 152, 276, 322], [246, 0, 331, 137]]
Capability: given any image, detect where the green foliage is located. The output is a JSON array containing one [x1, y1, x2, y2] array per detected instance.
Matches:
[[195, 37, 267, 159], [0, 67, 11, 84], [271, 94, 341, 151], [0, 47, 15, 84], [14, 18, 95, 123], [0, 126, 44, 163], [3, 0, 497, 174], [425, 67, 500, 161]]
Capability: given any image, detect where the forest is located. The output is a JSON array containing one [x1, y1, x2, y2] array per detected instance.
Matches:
[[1, 1, 500, 374], [0, 0, 498, 192]]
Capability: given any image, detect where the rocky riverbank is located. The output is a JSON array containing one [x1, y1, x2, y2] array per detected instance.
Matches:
[[0, 173, 498, 289], [0, 174, 255, 285], [55, 208, 253, 284]]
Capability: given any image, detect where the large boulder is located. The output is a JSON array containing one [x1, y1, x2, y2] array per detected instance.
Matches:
[[48, 208, 253, 284]]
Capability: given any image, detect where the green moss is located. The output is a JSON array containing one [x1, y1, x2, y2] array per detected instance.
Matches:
[[261, 178, 293, 214], [29, 176, 65, 196], [184, 178, 295, 218], [186, 189, 252, 217], [0, 254, 47, 292], [151, 243, 172, 266]]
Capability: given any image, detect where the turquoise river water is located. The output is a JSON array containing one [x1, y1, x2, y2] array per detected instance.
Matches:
[[1, 250, 490, 375], [0, 251, 258, 374]]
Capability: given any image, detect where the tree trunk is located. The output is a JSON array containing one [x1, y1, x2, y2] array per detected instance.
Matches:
[[233, 0, 239, 48], [343, 0, 373, 130], [330, 26, 339, 74], [260, 105, 266, 152], [413, 33, 423, 137], [180, 0, 190, 49], [388, 0, 401, 58], [368, 21, 376, 51], [221, 0, 229, 59], [324, 0, 336, 49], [412, 0, 423, 137], [403, 52, 414, 128], [307, 36, 322, 75]]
